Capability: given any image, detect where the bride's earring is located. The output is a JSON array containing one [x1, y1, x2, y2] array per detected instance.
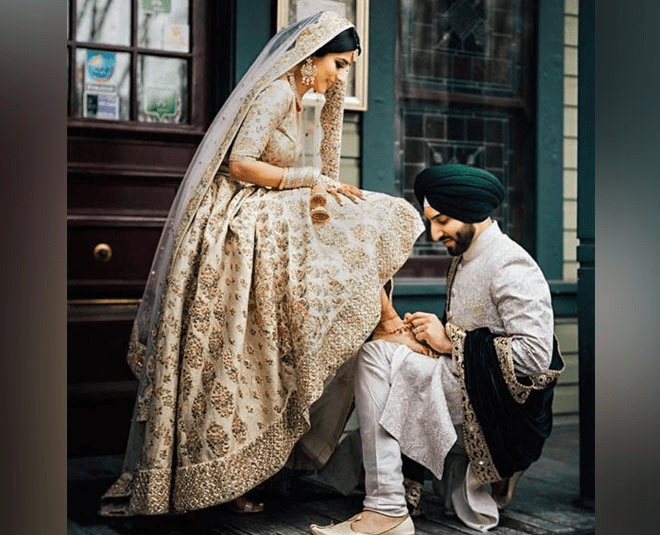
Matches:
[[300, 57, 317, 86]]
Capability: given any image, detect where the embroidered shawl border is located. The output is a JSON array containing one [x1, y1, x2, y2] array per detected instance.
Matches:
[[447, 323, 502, 485], [493, 336, 564, 404]]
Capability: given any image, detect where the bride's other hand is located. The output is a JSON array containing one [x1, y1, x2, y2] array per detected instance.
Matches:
[[328, 182, 364, 204]]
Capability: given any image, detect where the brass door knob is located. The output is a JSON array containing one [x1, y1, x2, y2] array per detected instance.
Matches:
[[93, 243, 113, 263]]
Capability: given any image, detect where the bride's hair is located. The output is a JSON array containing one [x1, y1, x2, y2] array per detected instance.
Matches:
[[313, 27, 361, 57]]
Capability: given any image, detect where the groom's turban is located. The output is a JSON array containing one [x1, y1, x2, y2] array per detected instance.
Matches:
[[414, 164, 505, 223]]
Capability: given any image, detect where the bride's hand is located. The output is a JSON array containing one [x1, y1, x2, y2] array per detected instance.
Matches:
[[327, 182, 364, 205]]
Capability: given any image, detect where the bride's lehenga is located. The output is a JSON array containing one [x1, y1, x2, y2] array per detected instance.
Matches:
[[99, 11, 424, 517]]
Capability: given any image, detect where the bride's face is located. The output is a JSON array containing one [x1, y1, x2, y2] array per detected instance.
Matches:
[[312, 51, 355, 93]]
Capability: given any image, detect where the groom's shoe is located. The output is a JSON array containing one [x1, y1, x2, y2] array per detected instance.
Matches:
[[310, 513, 414, 535], [492, 470, 525, 509]]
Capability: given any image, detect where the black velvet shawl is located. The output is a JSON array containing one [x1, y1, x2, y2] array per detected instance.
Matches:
[[462, 328, 563, 479]]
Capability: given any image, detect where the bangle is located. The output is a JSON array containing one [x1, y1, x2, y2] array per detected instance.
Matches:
[[277, 168, 288, 190], [278, 167, 321, 189]]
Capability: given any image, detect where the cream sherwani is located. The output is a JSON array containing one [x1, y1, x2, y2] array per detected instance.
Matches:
[[356, 221, 554, 531]]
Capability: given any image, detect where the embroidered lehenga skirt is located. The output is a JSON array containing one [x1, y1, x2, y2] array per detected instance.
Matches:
[[101, 174, 424, 515]]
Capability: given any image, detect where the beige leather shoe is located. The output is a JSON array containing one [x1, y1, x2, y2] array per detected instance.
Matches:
[[309, 513, 415, 535]]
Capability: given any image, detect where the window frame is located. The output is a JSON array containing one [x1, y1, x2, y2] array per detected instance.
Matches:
[[67, 0, 208, 138]]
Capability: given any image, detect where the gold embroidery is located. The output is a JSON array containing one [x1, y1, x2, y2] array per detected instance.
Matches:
[[129, 468, 171, 515], [493, 336, 565, 404], [110, 11, 426, 516], [447, 323, 502, 485], [211, 383, 234, 418]]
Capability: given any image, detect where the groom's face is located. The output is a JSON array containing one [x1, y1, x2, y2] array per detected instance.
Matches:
[[423, 205, 475, 256]]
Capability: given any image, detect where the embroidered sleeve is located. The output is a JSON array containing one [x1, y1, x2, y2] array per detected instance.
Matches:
[[229, 80, 294, 162], [490, 256, 554, 376]]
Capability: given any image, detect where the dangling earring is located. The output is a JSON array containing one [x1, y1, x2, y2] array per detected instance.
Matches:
[[300, 57, 317, 86]]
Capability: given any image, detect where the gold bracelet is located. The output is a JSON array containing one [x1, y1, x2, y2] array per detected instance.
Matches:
[[277, 168, 289, 190], [278, 167, 321, 189]]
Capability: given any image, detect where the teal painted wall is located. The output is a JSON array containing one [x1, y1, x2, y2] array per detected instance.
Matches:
[[536, 0, 565, 279], [361, 0, 398, 194], [235, 0, 273, 81]]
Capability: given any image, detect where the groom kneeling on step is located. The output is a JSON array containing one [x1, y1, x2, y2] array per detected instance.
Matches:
[[310, 164, 564, 534]]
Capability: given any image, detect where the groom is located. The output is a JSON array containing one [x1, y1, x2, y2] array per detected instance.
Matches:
[[310, 164, 563, 534]]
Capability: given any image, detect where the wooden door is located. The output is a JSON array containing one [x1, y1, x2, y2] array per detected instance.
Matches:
[[67, 0, 232, 455]]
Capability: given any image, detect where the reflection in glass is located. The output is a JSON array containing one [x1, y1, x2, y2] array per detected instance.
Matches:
[[76, 0, 131, 46], [137, 55, 189, 123], [73, 48, 131, 120], [138, 0, 190, 52]]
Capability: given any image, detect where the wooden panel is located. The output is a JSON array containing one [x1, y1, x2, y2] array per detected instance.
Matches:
[[68, 224, 162, 298], [552, 384, 579, 415], [68, 302, 139, 456], [554, 413, 579, 427], [555, 318, 579, 353], [553, 317, 579, 419], [68, 180, 178, 215], [67, 317, 135, 384], [557, 352, 579, 384], [68, 397, 136, 456], [68, 136, 197, 177]]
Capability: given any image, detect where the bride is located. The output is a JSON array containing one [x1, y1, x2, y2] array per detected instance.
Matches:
[[100, 10, 425, 517]]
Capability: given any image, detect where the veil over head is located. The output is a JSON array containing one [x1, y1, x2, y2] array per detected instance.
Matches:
[[131, 11, 356, 378], [99, 12, 427, 516]]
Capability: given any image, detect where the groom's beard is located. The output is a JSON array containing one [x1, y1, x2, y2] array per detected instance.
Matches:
[[445, 224, 475, 256]]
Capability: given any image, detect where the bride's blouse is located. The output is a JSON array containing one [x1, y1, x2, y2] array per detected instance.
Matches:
[[228, 79, 301, 169]]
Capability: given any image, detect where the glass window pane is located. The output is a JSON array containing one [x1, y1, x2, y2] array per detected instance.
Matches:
[[138, 0, 190, 52], [76, 0, 132, 47], [137, 55, 189, 124], [73, 48, 131, 121], [396, 0, 534, 260]]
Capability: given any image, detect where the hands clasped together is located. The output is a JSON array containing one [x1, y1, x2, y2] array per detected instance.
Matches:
[[403, 311, 453, 355]]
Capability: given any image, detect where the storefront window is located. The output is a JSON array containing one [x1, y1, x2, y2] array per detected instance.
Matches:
[[74, 49, 131, 121], [138, 0, 190, 52], [67, 0, 197, 126]]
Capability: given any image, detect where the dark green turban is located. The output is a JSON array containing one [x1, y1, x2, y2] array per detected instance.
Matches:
[[414, 164, 505, 223]]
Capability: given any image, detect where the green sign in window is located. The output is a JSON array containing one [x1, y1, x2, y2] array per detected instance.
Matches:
[[143, 0, 171, 14], [145, 87, 180, 121]]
